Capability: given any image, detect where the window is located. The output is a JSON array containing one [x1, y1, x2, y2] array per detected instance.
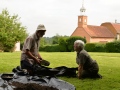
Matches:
[[79, 18, 81, 22], [84, 19, 86, 22]]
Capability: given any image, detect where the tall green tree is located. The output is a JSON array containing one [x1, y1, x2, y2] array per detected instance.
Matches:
[[66, 36, 86, 52], [52, 34, 60, 44], [0, 9, 28, 52]]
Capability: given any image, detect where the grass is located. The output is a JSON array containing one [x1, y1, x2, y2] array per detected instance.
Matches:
[[0, 52, 120, 90]]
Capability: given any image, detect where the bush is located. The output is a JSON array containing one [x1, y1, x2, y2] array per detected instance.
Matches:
[[85, 43, 96, 52], [0, 42, 4, 51], [85, 43, 106, 52], [40, 40, 120, 53], [58, 45, 67, 52], [106, 40, 120, 52], [39, 36, 86, 52], [94, 43, 106, 52], [39, 45, 60, 52], [66, 36, 86, 52], [58, 38, 68, 52]]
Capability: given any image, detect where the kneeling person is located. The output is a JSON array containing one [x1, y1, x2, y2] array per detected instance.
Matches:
[[74, 40, 102, 79], [20, 24, 50, 75]]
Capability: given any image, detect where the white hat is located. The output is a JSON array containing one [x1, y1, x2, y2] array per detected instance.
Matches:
[[37, 24, 46, 31]]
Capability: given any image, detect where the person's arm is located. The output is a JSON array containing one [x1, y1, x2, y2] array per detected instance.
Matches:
[[78, 64, 83, 79], [77, 52, 85, 79], [37, 52, 43, 60], [26, 50, 41, 64]]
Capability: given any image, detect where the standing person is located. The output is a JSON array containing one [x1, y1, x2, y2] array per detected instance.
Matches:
[[74, 40, 102, 79], [20, 24, 50, 74]]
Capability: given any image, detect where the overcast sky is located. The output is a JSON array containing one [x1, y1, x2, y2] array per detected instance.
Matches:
[[1, 0, 120, 37]]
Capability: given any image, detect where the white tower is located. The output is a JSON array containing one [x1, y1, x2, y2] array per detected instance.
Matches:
[[80, 0, 86, 15], [78, 0, 87, 27]]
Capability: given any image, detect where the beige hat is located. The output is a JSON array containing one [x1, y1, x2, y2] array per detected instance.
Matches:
[[37, 24, 46, 31]]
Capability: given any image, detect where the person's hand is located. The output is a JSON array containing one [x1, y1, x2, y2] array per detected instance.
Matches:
[[39, 57, 43, 60], [38, 58, 43, 62], [35, 58, 41, 64]]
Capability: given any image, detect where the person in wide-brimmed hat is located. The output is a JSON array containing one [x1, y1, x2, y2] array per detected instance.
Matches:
[[20, 24, 50, 75]]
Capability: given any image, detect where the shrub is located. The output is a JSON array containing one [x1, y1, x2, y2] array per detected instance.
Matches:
[[106, 40, 120, 52], [66, 36, 86, 52], [85, 43, 106, 52], [94, 43, 106, 52], [58, 45, 67, 52], [58, 38, 67, 52], [40, 45, 60, 52], [85, 43, 96, 52]]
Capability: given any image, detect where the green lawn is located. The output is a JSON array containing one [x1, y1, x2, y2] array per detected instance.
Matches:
[[0, 52, 120, 90]]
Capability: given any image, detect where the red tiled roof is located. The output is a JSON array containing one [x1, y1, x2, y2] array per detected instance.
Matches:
[[85, 25, 115, 38], [111, 23, 120, 33], [72, 25, 115, 38], [71, 27, 85, 36]]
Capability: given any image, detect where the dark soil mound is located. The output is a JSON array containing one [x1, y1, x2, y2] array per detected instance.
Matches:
[[12, 82, 58, 90]]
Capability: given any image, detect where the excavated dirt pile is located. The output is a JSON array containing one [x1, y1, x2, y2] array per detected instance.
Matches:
[[12, 81, 58, 90]]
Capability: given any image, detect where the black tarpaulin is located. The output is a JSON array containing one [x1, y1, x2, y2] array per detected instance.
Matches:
[[0, 74, 76, 90]]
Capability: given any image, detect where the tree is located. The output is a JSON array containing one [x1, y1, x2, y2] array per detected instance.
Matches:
[[58, 37, 68, 52], [66, 36, 86, 52], [0, 9, 28, 52], [52, 34, 60, 44]]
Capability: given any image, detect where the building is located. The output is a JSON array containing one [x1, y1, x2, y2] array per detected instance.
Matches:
[[101, 22, 120, 40], [14, 42, 20, 51], [71, 1, 120, 43]]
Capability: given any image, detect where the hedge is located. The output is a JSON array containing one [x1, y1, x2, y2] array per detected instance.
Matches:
[[40, 40, 120, 53], [106, 40, 120, 52], [85, 43, 106, 52]]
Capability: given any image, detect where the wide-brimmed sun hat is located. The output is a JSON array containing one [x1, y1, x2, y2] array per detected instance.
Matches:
[[37, 24, 46, 31]]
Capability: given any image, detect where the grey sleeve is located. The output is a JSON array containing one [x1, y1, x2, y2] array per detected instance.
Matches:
[[24, 38, 33, 51], [78, 53, 86, 65]]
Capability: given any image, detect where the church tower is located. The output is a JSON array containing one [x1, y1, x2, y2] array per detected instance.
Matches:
[[78, 0, 87, 27]]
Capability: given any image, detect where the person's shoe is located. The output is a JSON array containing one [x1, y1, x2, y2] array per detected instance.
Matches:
[[96, 73, 102, 79]]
